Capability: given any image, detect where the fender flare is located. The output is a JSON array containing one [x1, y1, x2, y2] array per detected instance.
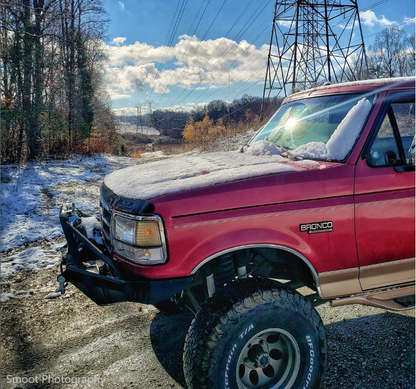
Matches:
[[191, 243, 321, 295]]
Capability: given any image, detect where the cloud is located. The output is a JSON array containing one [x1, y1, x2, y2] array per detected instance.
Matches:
[[113, 107, 137, 115], [111, 103, 202, 115], [337, 24, 353, 30], [103, 35, 269, 103], [360, 10, 395, 27], [169, 103, 197, 112], [277, 20, 293, 28], [118, 2, 125, 10], [105, 63, 160, 94], [158, 102, 208, 112], [107, 90, 131, 100], [107, 40, 172, 66], [112, 37, 127, 46]]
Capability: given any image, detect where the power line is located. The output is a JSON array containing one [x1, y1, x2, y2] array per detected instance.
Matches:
[[153, 1, 185, 75], [187, 0, 211, 35], [205, 79, 267, 125], [332, 0, 391, 32], [149, 0, 213, 106], [222, 8, 415, 114], [183, 23, 271, 107], [158, 0, 229, 107], [211, 51, 269, 103], [262, 0, 368, 103], [154, 0, 256, 109], [167, 0, 271, 108], [201, 0, 229, 41], [358, 17, 416, 42], [146, 1, 415, 132], [144, 0, 189, 103], [361, 0, 390, 12]]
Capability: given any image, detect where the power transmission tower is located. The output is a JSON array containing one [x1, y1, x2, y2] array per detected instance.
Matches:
[[146, 100, 153, 134], [262, 0, 368, 107], [136, 104, 142, 135]]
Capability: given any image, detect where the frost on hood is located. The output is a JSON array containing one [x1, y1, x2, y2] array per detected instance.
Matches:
[[292, 97, 372, 160], [104, 151, 297, 200]]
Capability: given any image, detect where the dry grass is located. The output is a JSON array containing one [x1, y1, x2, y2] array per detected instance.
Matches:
[[151, 143, 190, 155], [130, 150, 142, 158]]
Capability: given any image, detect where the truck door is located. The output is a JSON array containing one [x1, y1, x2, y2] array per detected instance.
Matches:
[[354, 90, 415, 291]]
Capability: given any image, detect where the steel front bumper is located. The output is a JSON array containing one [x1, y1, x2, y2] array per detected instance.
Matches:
[[58, 205, 192, 306]]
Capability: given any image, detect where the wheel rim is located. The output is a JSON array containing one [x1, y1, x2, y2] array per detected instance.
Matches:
[[236, 328, 300, 389]]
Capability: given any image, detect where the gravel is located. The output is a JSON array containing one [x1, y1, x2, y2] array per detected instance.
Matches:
[[1, 266, 414, 389]]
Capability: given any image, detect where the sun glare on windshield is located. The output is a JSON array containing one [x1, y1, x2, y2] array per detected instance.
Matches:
[[285, 118, 297, 131], [249, 93, 374, 162]]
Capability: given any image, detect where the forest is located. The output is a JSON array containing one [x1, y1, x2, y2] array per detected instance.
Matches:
[[1, 0, 123, 164]]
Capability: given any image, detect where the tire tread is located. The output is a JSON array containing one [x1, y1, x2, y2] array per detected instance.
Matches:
[[183, 278, 327, 389]]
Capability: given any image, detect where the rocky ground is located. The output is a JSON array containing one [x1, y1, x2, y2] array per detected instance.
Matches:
[[1, 266, 414, 389], [1, 131, 414, 388]]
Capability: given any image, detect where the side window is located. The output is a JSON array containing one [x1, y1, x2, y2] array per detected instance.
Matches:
[[367, 100, 415, 167], [391, 102, 415, 163]]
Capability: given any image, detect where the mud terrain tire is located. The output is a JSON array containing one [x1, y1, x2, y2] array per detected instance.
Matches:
[[154, 299, 182, 315], [183, 278, 327, 389]]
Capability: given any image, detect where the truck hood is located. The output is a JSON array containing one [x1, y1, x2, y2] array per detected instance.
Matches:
[[104, 151, 322, 201]]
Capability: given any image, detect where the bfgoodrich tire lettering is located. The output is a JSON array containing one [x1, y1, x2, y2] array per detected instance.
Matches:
[[183, 278, 327, 389]]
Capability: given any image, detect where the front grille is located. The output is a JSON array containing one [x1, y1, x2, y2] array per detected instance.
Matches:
[[100, 197, 112, 252]]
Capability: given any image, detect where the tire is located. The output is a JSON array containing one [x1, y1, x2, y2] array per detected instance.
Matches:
[[183, 278, 327, 389], [155, 299, 182, 315]]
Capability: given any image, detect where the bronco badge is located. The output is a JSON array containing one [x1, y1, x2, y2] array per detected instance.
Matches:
[[300, 221, 333, 234]]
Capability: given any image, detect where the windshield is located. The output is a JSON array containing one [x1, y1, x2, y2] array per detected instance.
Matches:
[[248, 93, 374, 161]]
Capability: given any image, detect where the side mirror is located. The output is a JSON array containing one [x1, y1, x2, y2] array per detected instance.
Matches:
[[409, 136, 415, 166], [384, 150, 397, 165], [395, 135, 416, 172]]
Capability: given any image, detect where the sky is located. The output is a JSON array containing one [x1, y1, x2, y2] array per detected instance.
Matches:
[[102, 0, 415, 115]]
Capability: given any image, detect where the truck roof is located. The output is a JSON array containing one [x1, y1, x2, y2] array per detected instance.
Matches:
[[286, 76, 415, 101]]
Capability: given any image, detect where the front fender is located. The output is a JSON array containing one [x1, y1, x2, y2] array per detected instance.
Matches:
[[182, 227, 315, 276]]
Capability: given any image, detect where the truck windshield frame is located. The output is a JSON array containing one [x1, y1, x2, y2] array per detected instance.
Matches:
[[250, 93, 376, 162]]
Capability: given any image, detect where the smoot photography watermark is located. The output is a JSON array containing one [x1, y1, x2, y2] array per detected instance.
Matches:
[[6, 374, 105, 387]]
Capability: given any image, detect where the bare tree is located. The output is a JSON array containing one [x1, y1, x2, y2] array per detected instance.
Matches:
[[1, 0, 116, 162], [368, 28, 415, 79]]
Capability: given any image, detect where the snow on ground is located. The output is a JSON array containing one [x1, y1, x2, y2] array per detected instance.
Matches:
[[0, 154, 143, 279], [116, 122, 160, 135], [0, 128, 258, 280], [140, 150, 169, 160], [1, 245, 62, 280]]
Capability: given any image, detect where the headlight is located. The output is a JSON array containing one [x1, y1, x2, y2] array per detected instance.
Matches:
[[112, 214, 167, 265], [114, 216, 136, 245], [114, 216, 161, 247]]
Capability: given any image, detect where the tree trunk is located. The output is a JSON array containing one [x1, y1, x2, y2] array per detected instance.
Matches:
[[22, 0, 35, 159], [33, 0, 45, 158]]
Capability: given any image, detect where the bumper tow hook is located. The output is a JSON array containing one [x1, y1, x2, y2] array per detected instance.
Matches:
[[55, 275, 67, 295]]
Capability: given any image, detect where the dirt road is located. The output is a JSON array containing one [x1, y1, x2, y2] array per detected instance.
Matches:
[[1, 265, 414, 389]]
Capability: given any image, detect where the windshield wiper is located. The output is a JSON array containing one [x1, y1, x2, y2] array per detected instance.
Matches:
[[275, 145, 300, 160]]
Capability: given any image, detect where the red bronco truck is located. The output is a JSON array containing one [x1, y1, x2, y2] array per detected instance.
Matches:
[[58, 77, 415, 389]]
